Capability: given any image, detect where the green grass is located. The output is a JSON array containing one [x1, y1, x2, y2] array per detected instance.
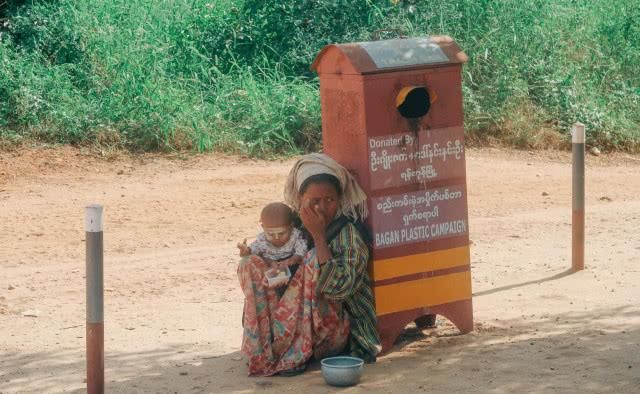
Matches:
[[0, 0, 638, 154]]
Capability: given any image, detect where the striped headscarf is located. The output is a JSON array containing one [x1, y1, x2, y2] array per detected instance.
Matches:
[[284, 153, 368, 221]]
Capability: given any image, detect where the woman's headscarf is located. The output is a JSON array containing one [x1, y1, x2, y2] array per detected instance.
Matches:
[[284, 153, 368, 221]]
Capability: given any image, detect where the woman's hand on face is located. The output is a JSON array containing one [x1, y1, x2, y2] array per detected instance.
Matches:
[[299, 199, 327, 240]]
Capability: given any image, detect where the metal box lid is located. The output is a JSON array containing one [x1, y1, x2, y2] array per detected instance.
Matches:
[[312, 36, 468, 75]]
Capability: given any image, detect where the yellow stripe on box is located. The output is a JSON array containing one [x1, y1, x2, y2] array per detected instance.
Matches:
[[372, 246, 470, 281], [375, 271, 472, 315]]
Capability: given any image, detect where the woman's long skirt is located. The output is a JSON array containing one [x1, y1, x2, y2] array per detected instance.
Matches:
[[237, 252, 350, 376]]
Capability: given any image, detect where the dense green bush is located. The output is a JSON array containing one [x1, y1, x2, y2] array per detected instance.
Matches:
[[0, 0, 638, 154]]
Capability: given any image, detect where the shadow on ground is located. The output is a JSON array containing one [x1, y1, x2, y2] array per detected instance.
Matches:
[[472, 268, 575, 297], [2, 305, 639, 393]]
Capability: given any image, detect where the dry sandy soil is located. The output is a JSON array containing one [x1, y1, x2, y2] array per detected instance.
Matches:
[[0, 146, 639, 394]]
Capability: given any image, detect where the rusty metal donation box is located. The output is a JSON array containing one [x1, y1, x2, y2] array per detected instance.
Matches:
[[312, 36, 473, 351]]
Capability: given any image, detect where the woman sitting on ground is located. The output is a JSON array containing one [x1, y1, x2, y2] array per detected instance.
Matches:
[[237, 153, 381, 376]]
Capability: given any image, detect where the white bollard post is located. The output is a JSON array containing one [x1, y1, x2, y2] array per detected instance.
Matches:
[[85, 204, 104, 394], [572, 123, 585, 271]]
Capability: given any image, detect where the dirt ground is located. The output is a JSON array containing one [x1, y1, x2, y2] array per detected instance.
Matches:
[[0, 146, 639, 394]]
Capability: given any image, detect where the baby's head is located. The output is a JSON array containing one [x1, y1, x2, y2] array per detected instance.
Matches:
[[260, 202, 294, 247]]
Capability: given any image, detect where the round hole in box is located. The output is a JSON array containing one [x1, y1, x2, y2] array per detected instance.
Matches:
[[396, 86, 431, 118]]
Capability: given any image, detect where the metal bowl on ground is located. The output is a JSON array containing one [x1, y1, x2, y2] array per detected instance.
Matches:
[[320, 356, 364, 387]]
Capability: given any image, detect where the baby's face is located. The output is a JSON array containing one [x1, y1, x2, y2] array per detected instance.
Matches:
[[261, 220, 292, 248]]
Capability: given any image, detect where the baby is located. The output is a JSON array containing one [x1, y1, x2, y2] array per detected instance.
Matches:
[[237, 202, 307, 290]]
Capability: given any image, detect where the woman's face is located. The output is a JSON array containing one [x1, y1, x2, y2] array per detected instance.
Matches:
[[300, 182, 339, 224]]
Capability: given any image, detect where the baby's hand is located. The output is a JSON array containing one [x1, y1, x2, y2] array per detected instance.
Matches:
[[278, 255, 302, 268], [277, 258, 292, 268], [237, 239, 250, 257]]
